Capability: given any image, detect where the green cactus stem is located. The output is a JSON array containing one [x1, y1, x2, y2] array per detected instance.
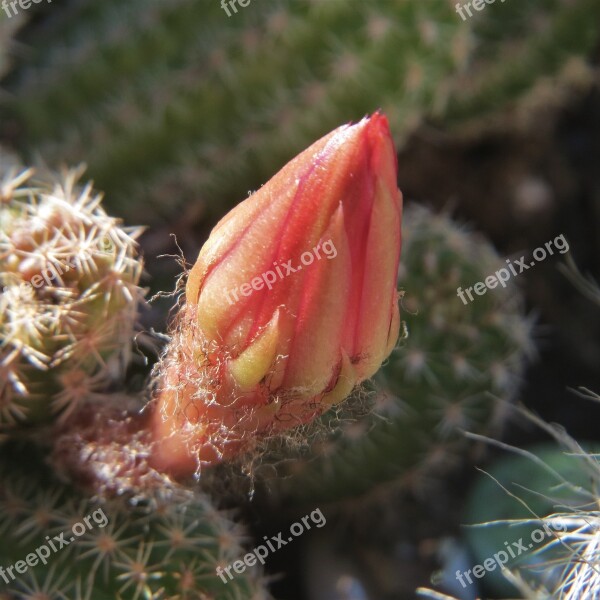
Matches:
[[0, 443, 269, 600]]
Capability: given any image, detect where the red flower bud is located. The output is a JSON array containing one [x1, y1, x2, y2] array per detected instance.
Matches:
[[151, 113, 402, 477]]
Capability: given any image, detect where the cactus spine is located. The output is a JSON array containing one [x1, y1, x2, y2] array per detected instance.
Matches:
[[0, 156, 145, 433], [0, 444, 269, 600]]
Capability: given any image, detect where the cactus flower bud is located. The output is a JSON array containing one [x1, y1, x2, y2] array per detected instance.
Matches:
[[151, 113, 402, 476]]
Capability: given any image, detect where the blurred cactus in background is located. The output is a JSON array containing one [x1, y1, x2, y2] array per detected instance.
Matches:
[[2, 0, 466, 223], [0, 155, 145, 434], [2, 0, 598, 226], [443, 0, 600, 127], [0, 443, 269, 600], [260, 204, 534, 507], [458, 266, 600, 600], [416, 262, 600, 600]]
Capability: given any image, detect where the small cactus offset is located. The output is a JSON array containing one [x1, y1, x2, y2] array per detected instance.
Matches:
[[262, 204, 534, 506], [0, 444, 269, 600], [0, 156, 145, 434]]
